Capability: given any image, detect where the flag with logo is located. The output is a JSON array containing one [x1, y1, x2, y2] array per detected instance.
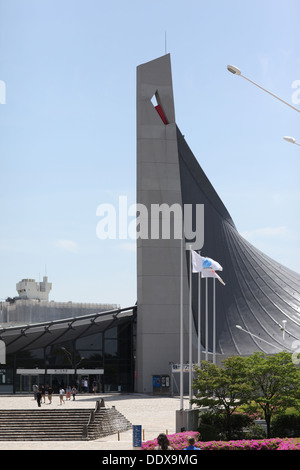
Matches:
[[191, 251, 223, 273], [191, 251, 225, 285]]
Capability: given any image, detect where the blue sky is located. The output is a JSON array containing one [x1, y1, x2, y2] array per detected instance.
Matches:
[[0, 0, 299, 307]]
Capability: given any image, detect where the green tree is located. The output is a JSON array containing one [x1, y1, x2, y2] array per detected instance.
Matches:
[[244, 351, 300, 438], [192, 356, 252, 440]]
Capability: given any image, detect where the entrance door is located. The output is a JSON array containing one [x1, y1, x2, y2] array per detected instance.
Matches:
[[15, 368, 104, 393], [17, 374, 40, 393], [77, 374, 102, 393]]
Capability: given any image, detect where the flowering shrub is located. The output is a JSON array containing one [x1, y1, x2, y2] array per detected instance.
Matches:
[[277, 439, 300, 450], [142, 432, 199, 450], [141, 432, 300, 450]]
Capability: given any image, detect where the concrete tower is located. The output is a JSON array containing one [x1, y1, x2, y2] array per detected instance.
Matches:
[[136, 54, 191, 393]]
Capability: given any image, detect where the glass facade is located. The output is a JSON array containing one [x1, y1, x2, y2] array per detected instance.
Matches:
[[2, 317, 135, 394]]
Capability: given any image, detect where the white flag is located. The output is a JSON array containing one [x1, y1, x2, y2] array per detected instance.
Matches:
[[201, 268, 226, 285], [191, 250, 223, 273]]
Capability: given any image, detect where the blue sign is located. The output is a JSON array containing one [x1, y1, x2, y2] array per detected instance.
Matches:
[[133, 425, 142, 447], [153, 376, 161, 387]]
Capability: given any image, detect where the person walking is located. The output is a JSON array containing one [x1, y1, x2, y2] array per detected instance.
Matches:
[[32, 383, 38, 400], [41, 384, 46, 403], [71, 385, 77, 400], [59, 386, 65, 405], [36, 388, 42, 407], [66, 385, 71, 400], [47, 385, 53, 404]]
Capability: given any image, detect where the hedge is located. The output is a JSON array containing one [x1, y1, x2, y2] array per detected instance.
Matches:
[[141, 432, 300, 450]]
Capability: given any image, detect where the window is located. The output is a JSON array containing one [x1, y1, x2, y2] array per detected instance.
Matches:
[[151, 91, 168, 124]]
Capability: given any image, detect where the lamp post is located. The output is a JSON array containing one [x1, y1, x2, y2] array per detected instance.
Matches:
[[179, 236, 184, 411], [283, 136, 300, 146], [188, 245, 193, 409], [227, 65, 300, 113], [235, 325, 284, 351], [280, 320, 287, 341]]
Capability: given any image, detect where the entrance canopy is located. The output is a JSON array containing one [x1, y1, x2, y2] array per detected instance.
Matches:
[[0, 306, 135, 354]]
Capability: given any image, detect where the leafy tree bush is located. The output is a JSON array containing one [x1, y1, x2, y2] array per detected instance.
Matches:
[[271, 413, 300, 438], [198, 410, 252, 441], [244, 352, 300, 438], [192, 352, 300, 439], [192, 356, 252, 440]]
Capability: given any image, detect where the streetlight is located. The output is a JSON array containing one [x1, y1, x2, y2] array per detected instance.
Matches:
[[227, 65, 300, 113], [283, 136, 300, 146], [280, 320, 287, 341], [235, 325, 284, 351]]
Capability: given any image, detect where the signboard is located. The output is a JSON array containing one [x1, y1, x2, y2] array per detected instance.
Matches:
[[172, 363, 196, 372], [76, 369, 104, 375], [153, 376, 161, 387], [161, 376, 169, 387], [132, 425, 142, 448], [16, 368, 104, 375]]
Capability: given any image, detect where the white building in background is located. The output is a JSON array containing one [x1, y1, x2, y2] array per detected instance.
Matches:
[[0, 277, 118, 326], [16, 276, 52, 301]]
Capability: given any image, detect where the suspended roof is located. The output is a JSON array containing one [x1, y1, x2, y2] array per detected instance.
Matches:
[[0, 306, 136, 354]]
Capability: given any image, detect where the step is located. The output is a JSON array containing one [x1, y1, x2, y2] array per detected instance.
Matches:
[[0, 405, 132, 441], [0, 408, 91, 440]]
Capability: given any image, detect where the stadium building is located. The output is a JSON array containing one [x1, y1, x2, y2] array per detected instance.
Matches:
[[0, 54, 299, 395]]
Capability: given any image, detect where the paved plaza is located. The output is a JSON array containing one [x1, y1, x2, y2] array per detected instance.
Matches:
[[0, 393, 190, 450]]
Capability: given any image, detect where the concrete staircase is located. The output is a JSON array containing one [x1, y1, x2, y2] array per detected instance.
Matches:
[[0, 401, 132, 441], [85, 405, 132, 440]]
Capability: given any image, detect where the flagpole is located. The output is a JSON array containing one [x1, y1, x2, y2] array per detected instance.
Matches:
[[189, 245, 192, 409], [213, 277, 216, 364], [190, 251, 225, 365], [197, 269, 201, 366], [205, 277, 208, 361], [179, 235, 184, 410]]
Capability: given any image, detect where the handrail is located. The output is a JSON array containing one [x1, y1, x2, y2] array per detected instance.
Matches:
[[82, 400, 102, 439]]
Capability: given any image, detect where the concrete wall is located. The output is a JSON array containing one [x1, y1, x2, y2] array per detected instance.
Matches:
[[0, 300, 118, 325], [136, 55, 193, 393]]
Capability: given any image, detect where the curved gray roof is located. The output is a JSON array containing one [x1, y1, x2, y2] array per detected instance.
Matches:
[[177, 126, 300, 355]]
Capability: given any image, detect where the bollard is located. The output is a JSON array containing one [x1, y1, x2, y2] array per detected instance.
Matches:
[[143, 429, 145, 441], [118, 430, 120, 441]]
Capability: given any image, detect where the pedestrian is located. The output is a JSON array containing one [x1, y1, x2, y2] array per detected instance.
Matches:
[[36, 388, 42, 407], [41, 384, 46, 403], [59, 386, 65, 405], [183, 435, 201, 450], [32, 383, 38, 400], [71, 386, 77, 400], [154, 433, 174, 450], [66, 385, 71, 400], [92, 379, 97, 394], [47, 385, 53, 404]]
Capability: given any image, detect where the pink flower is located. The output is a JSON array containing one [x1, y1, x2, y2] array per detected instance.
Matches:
[[142, 433, 300, 451]]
